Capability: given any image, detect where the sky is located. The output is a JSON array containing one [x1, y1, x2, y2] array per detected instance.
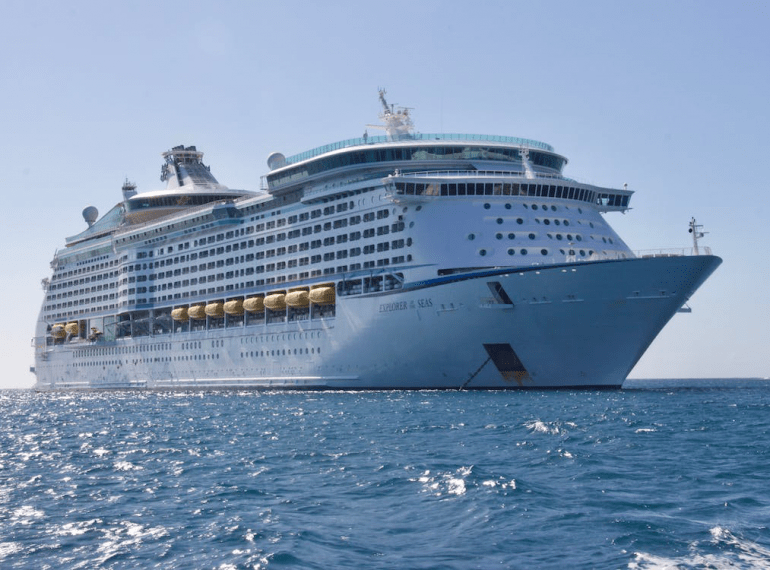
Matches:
[[1, 0, 768, 389]]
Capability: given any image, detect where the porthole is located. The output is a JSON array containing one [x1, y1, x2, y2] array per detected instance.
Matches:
[[496, 233, 503, 240], [543, 219, 550, 225], [505, 203, 512, 210], [507, 248, 516, 255], [554, 219, 561, 226], [416, 206, 422, 211], [602, 237, 607, 243], [479, 249, 487, 256], [484, 203, 491, 210], [541, 205, 547, 210], [467, 233, 476, 241], [528, 233, 536, 240], [517, 218, 524, 225], [576, 235, 582, 241], [589, 222, 594, 228], [569, 249, 576, 255], [567, 234, 573, 241], [608, 238, 614, 244], [496, 218, 504, 225], [578, 208, 583, 214], [520, 249, 528, 255], [406, 238, 413, 246], [508, 233, 515, 239], [564, 220, 570, 226], [409, 221, 415, 228], [551, 205, 557, 211], [541, 249, 548, 255], [556, 234, 563, 240], [580, 250, 586, 256], [532, 204, 538, 211]]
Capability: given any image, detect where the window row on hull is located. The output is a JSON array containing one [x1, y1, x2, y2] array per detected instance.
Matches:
[[393, 181, 630, 208]]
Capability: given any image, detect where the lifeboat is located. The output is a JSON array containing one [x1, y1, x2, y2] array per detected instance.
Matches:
[[171, 307, 188, 321], [285, 290, 309, 308], [264, 293, 286, 311], [51, 325, 66, 339], [243, 296, 265, 313], [188, 304, 206, 320], [309, 286, 335, 305], [205, 302, 224, 318], [65, 322, 80, 335], [224, 299, 244, 315]]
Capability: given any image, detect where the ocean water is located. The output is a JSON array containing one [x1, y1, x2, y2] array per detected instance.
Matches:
[[2, 380, 770, 569]]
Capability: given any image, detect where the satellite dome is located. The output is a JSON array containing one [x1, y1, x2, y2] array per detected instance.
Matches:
[[82, 206, 99, 227], [267, 152, 286, 170]]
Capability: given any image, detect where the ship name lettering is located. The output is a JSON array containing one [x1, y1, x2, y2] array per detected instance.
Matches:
[[379, 301, 409, 312]]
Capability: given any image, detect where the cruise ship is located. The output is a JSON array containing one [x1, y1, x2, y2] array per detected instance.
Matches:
[[31, 91, 721, 390]]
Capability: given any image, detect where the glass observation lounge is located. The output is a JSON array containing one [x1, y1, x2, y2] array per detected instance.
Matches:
[[266, 133, 567, 190]]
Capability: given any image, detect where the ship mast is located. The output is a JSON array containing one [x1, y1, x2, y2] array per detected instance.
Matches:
[[368, 89, 414, 141], [689, 217, 707, 255]]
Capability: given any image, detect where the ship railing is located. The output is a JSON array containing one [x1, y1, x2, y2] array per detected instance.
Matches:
[[634, 247, 713, 258], [392, 169, 566, 181]]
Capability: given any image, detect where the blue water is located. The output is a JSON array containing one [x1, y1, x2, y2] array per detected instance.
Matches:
[[2, 380, 770, 569]]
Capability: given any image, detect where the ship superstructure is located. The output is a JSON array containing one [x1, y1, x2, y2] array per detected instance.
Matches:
[[32, 92, 721, 390]]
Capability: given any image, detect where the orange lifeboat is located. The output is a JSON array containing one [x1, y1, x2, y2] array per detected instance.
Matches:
[[224, 299, 244, 315], [188, 305, 206, 320], [205, 302, 224, 318], [309, 286, 335, 305], [171, 307, 188, 321], [264, 293, 286, 311], [243, 296, 265, 313], [286, 290, 310, 308]]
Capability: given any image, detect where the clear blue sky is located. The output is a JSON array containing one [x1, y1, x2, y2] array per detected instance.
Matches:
[[1, 0, 768, 388]]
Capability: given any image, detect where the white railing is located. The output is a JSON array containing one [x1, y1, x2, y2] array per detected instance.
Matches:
[[397, 169, 564, 180], [634, 247, 713, 258]]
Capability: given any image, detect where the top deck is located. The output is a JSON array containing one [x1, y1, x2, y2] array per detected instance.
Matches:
[[281, 132, 555, 167]]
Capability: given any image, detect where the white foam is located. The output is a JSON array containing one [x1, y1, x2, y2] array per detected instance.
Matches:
[[525, 420, 562, 435], [630, 526, 770, 569]]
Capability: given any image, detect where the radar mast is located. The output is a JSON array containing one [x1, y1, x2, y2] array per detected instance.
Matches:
[[368, 89, 414, 141]]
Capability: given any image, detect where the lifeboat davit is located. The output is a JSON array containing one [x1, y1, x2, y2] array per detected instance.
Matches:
[[205, 302, 224, 318], [65, 322, 79, 335], [51, 325, 66, 339], [188, 305, 206, 320], [285, 290, 309, 308], [309, 287, 335, 305], [243, 296, 265, 313], [264, 293, 286, 311], [171, 307, 188, 321], [224, 299, 244, 315]]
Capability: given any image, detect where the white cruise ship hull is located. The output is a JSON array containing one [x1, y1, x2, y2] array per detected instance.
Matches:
[[33, 255, 720, 390]]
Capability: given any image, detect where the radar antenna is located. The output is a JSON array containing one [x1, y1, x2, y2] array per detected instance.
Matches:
[[367, 89, 414, 141], [688, 217, 708, 255]]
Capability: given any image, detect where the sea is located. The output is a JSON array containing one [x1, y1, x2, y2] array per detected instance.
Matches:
[[2, 379, 770, 569]]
